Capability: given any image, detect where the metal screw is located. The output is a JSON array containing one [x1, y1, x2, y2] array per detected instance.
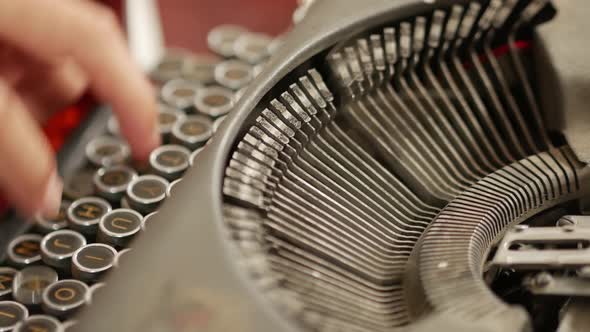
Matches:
[[562, 225, 576, 232], [533, 272, 553, 288], [577, 266, 590, 278], [512, 225, 529, 232], [557, 216, 576, 227]]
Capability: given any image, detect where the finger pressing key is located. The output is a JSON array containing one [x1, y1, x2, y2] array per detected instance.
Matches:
[[0, 0, 161, 161], [34, 201, 70, 234]]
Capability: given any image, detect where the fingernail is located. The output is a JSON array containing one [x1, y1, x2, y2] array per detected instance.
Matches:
[[40, 171, 63, 218]]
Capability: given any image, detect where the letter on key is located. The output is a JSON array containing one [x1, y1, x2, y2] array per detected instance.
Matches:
[[0, 301, 28, 332], [98, 209, 143, 247], [42, 280, 89, 318]]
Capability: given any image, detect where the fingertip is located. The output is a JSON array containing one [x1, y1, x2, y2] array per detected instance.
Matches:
[[39, 171, 63, 219], [132, 124, 161, 161], [113, 88, 160, 162]]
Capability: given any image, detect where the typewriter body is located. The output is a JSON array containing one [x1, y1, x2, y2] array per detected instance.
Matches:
[[2, 0, 590, 331]]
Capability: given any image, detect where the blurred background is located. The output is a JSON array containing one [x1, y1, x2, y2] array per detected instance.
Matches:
[[45, 0, 299, 150], [19, 0, 299, 215], [158, 0, 296, 53]]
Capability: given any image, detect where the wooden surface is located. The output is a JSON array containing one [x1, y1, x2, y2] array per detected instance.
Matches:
[[158, 0, 297, 54]]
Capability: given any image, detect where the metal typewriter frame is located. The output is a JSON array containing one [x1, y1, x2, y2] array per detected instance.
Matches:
[[75, 0, 590, 331]]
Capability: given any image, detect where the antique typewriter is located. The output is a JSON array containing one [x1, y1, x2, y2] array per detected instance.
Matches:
[[1, 0, 590, 331]]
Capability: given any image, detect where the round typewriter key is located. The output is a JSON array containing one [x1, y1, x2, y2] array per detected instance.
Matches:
[[35, 201, 70, 234], [0, 268, 17, 300], [67, 197, 112, 236], [194, 86, 234, 118], [214, 60, 253, 90], [207, 24, 247, 57], [12, 266, 58, 306], [97, 209, 143, 248], [126, 175, 169, 214], [40, 230, 86, 271], [85, 136, 130, 168], [63, 169, 95, 200], [158, 104, 186, 142], [166, 179, 182, 199], [93, 165, 137, 203], [71, 244, 117, 282], [7, 235, 42, 268], [149, 145, 190, 180], [150, 50, 188, 84], [42, 280, 88, 318], [189, 147, 204, 167], [212, 115, 227, 133], [233, 33, 272, 64], [140, 212, 158, 231], [14, 315, 61, 332], [182, 55, 218, 85], [0, 301, 28, 331], [161, 79, 201, 111], [171, 115, 213, 150]]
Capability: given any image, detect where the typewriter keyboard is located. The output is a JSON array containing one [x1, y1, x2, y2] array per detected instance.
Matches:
[[0, 24, 282, 331]]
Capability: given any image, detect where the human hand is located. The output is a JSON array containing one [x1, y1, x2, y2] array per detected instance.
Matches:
[[0, 0, 160, 218]]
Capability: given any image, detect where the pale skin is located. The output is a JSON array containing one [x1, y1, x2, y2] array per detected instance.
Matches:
[[0, 1, 160, 218]]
